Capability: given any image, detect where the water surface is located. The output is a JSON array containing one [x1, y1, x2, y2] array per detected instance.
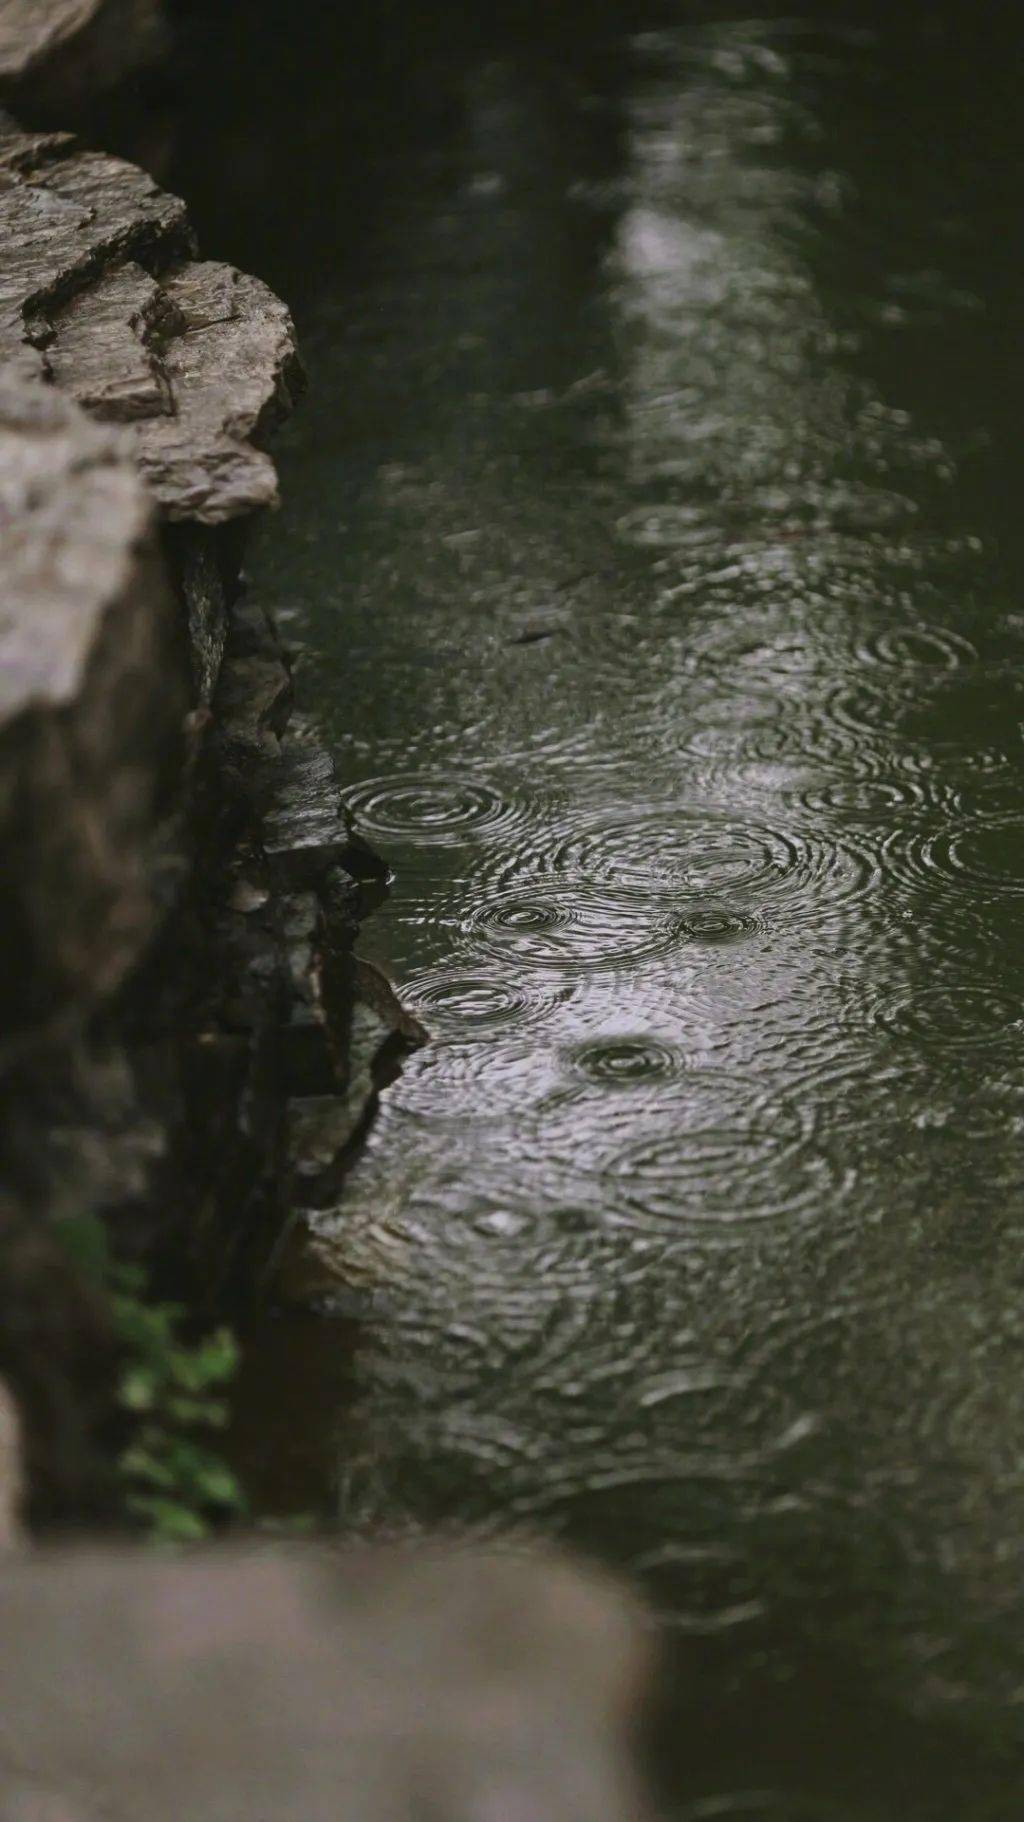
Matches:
[[174, 4, 1024, 1813]]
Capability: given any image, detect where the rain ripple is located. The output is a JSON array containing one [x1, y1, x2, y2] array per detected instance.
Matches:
[[343, 770, 530, 846], [542, 806, 879, 930], [866, 984, 1024, 1052], [526, 1067, 839, 1235], [400, 964, 566, 1035], [463, 879, 693, 973]]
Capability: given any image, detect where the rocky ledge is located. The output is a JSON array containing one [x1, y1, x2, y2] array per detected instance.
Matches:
[[0, 119, 417, 1527]]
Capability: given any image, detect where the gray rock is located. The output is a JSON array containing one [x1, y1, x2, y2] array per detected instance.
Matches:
[[0, 126, 192, 376], [260, 745, 358, 887], [0, 124, 303, 524], [133, 262, 301, 523], [0, 1544, 654, 1821], [0, 365, 182, 1047], [45, 259, 174, 421]]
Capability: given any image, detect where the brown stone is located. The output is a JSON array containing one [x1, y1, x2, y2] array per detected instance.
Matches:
[[0, 124, 303, 524], [0, 366, 183, 1049]]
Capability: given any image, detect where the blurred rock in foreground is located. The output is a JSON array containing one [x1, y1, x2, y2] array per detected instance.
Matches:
[[0, 1384, 21, 1551], [0, 1543, 654, 1821], [0, 0, 167, 118]]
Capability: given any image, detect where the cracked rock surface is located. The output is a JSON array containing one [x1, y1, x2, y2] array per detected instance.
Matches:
[[1, 123, 303, 520]]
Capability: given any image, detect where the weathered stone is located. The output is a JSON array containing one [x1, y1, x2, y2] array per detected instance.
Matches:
[[0, 1545, 653, 1822], [0, 365, 183, 1046], [0, 124, 302, 526], [0, 99, 346, 1538], [285, 996, 395, 1199], [0, 0, 166, 115], [259, 745, 358, 887], [0, 125, 192, 372], [45, 255, 302, 522], [169, 526, 229, 704], [132, 264, 302, 522], [45, 259, 174, 420], [216, 652, 293, 758]]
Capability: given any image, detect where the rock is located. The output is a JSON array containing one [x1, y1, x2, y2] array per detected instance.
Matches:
[[0, 124, 193, 379], [259, 745, 359, 888], [0, 115, 310, 1527], [0, 124, 303, 523], [0, 0, 167, 116], [0, 1383, 22, 1550], [0, 1544, 654, 1821], [0, 365, 182, 1049], [133, 262, 301, 522], [45, 259, 174, 421]]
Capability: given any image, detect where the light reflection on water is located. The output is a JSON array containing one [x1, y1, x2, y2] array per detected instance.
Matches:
[[179, 2, 1024, 1813]]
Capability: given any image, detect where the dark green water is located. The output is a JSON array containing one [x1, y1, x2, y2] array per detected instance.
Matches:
[[171, 3, 1024, 1813]]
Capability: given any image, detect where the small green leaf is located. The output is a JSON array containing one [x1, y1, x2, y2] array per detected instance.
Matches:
[[120, 1445, 176, 1490], [192, 1460, 244, 1508], [119, 1366, 158, 1411], [127, 1495, 209, 1542]]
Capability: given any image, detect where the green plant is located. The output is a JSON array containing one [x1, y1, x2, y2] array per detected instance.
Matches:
[[54, 1211, 246, 1541]]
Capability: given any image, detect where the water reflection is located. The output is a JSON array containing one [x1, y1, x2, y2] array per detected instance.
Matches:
[[177, 1, 1024, 1814]]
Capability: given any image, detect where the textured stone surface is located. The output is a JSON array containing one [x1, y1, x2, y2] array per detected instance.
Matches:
[[0, 1545, 653, 1821], [0, 365, 182, 1046], [0, 124, 192, 381], [47, 258, 302, 519], [0, 123, 302, 521], [135, 262, 300, 521]]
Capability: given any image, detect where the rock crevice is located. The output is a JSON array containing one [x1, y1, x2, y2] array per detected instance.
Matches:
[[0, 116, 406, 1526]]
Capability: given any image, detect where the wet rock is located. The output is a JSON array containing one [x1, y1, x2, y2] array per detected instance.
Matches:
[[0, 124, 192, 379], [259, 745, 359, 888], [170, 527, 229, 704], [1, 124, 303, 523], [134, 262, 302, 522], [0, 1, 166, 117], [45, 259, 174, 420], [0, 365, 182, 1048], [0, 1544, 654, 1822], [45, 256, 302, 522], [0, 115, 314, 1521], [286, 1003, 399, 1203], [353, 954, 430, 1046], [217, 654, 293, 758]]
